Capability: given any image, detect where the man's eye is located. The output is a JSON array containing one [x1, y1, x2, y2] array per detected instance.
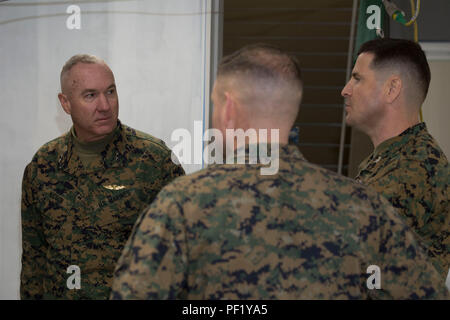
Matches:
[[107, 89, 115, 95], [85, 93, 95, 99]]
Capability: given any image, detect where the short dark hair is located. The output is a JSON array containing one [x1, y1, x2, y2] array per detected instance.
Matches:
[[358, 38, 431, 104], [217, 43, 303, 91]]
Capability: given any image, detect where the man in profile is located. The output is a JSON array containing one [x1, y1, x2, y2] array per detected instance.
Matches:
[[341, 38, 449, 277], [20, 54, 185, 299], [111, 44, 447, 299]]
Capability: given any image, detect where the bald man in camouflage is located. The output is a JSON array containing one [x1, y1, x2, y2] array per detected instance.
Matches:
[[342, 39, 449, 279], [111, 44, 447, 299], [20, 54, 184, 299]]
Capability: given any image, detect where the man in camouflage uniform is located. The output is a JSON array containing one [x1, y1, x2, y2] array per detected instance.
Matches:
[[20, 54, 185, 299], [111, 44, 447, 299], [342, 38, 449, 278]]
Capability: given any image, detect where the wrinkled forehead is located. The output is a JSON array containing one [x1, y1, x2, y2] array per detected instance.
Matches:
[[357, 52, 401, 83], [354, 52, 388, 81], [69, 62, 114, 80], [354, 52, 376, 71], [62, 62, 115, 92]]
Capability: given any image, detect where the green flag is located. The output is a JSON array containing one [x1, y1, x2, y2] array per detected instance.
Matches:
[[354, 0, 388, 59]]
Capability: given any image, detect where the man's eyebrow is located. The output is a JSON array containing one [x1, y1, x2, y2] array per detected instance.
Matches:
[[81, 88, 97, 95], [80, 84, 116, 95]]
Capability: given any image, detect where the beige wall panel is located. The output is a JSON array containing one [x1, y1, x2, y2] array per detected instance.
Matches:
[[422, 60, 450, 157]]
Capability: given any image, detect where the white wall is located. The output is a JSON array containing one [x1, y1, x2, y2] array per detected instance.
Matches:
[[422, 43, 450, 157], [0, 0, 215, 299]]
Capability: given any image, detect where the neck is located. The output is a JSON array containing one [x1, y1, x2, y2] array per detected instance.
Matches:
[[367, 111, 419, 148], [231, 127, 289, 151], [75, 132, 110, 143], [73, 123, 118, 143], [72, 125, 117, 147]]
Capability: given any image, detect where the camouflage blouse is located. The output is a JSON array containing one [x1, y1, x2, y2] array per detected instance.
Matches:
[[21, 121, 184, 299]]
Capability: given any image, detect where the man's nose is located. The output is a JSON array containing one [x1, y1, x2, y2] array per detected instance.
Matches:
[[341, 81, 352, 97], [97, 93, 111, 111]]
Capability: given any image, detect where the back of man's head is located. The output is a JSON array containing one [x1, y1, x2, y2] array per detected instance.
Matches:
[[358, 38, 430, 108], [216, 44, 303, 126]]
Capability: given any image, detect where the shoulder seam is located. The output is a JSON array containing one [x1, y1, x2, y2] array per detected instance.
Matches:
[[33, 133, 68, 157], [123, 127, 170, 154]]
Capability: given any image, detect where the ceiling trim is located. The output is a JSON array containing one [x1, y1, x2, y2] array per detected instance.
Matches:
[[420, 42, 450, 61]]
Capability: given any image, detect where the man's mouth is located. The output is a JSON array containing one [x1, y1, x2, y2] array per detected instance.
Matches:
[[96, 117, 110, 122]]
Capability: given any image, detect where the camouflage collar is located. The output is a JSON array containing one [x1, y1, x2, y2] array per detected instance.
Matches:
[[280, 144, 304, 160], [359, 122, 427, 171], [224, 143, 304, 164], [71, 125, 117, 155], [57, 120, 129, 175], [373, 122, 427, 159]]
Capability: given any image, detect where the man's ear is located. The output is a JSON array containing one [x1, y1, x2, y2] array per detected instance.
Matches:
[[58, 93, 71, 115], [385, 75, 402, 104], [224, 91, 237, 129]]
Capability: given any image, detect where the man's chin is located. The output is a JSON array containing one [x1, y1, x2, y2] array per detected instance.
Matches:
[[97, 118, 117, 127], [345, 115, 353, 127], [93, 121, 117, 136]]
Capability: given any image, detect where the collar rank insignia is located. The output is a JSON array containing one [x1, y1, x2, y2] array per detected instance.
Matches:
[[103, 184, 126, 191]]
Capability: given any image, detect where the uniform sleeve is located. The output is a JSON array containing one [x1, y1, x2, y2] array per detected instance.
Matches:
[[368, 159, 448, 277], [160, 150, 185, 187], [20, 164, 48, 299], [365, 195, 449, 299], [370, 160, 432, 228], [110, 187, 188, 299]]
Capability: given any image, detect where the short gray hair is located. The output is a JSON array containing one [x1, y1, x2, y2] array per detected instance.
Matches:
[[60, 54, 105, 91], [217, 43, 303, 91]]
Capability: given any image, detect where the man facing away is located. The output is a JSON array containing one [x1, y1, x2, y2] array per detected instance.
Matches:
[[342, 38, 449, 278], [20, 54, 185, 299], [111, 44, 447, 299]]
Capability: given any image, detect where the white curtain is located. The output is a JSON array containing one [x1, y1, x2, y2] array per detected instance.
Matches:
[[0, 0, 212, 299]]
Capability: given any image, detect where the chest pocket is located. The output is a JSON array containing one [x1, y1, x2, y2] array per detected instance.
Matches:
[[92, 184, 143, 228], [359, 157, 400, 186], [38, 183, 77, 246], [71, 184, 144, 257]]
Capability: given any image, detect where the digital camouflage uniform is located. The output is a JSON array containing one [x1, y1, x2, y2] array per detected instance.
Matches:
[[356, 122, 449, 278], [21, 121, 185, 299], [111, 144, 448, 300]]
